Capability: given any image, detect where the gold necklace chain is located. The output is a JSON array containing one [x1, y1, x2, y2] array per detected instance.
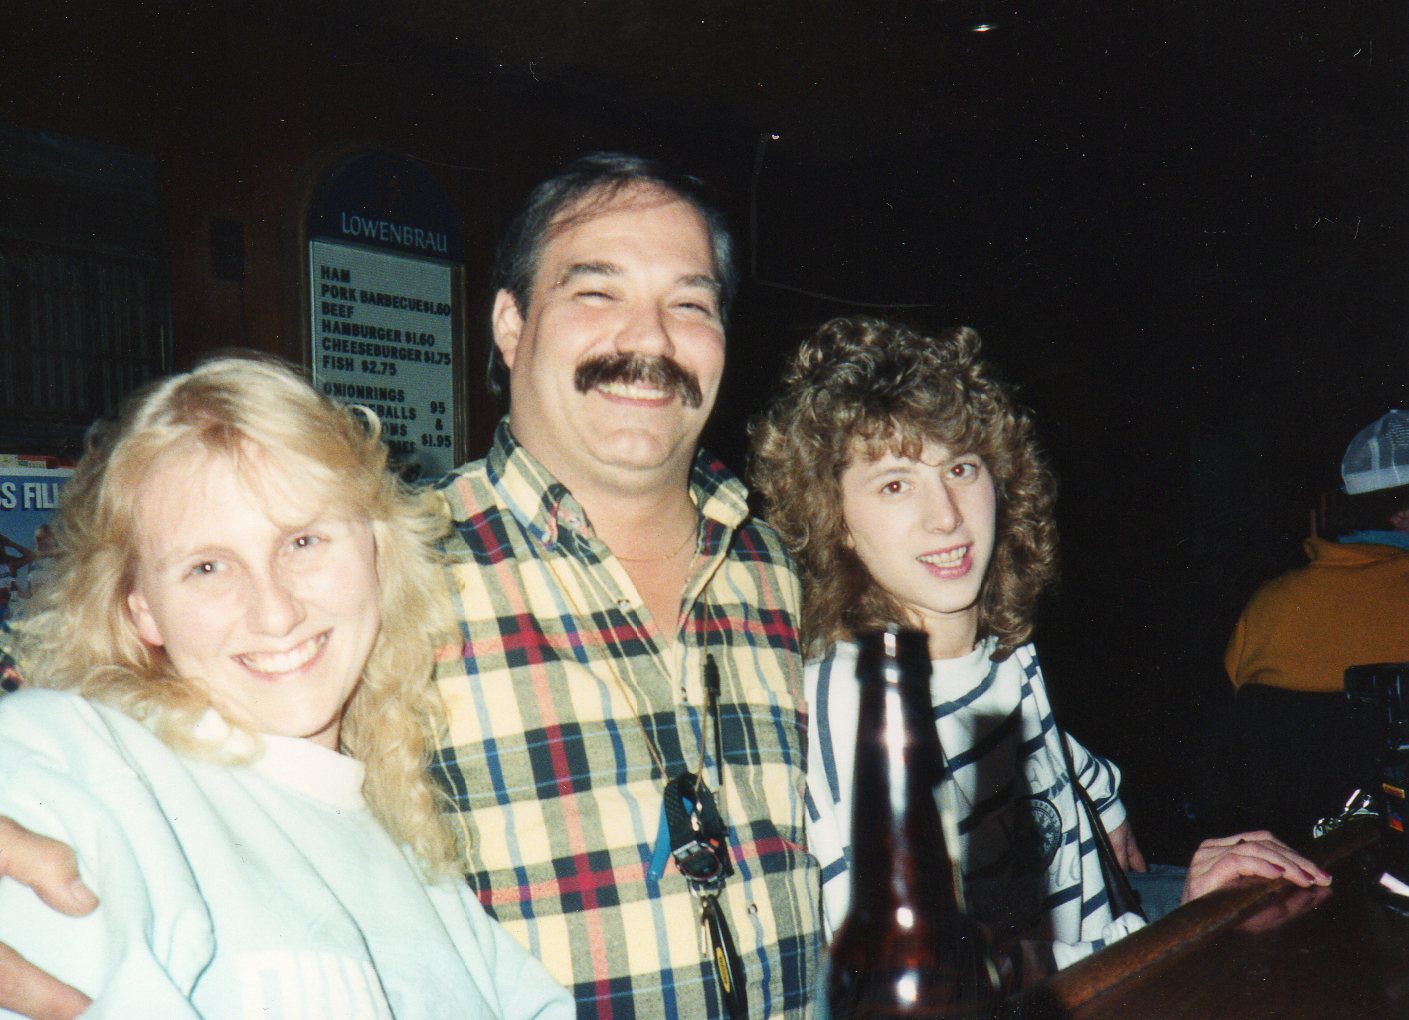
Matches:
[[614, 522, 697, 564]]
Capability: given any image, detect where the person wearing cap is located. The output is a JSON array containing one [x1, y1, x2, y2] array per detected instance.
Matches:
[[1225, 409, 1409, 695], [1222, 410, 1409, 839]]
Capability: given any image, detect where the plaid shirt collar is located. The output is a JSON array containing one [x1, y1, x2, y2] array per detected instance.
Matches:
[[483, 417, 750, 551]]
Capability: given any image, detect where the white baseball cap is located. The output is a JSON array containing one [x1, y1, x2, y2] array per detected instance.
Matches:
[[1342, 410, 1409, 495]]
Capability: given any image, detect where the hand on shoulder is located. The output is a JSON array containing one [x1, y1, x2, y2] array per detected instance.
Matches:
[[0, 816, 96, 1018]]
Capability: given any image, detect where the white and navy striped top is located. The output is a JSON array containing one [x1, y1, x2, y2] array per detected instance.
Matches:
[[806, 637, 1145, 969]]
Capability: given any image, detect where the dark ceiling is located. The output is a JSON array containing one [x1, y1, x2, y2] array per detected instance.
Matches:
[[298, 3, 1398, 145], [296, 2, 1405, 319], [306, 0, 1029, 138]]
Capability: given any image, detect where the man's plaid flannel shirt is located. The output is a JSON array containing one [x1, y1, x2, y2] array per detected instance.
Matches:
[[431, 422, 821, 1019]]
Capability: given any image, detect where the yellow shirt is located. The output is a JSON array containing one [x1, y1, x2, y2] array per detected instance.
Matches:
[[1225, 537, 1409, 692]]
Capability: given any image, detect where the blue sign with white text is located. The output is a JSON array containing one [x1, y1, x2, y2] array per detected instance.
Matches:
[[307, 152, 463, 261]]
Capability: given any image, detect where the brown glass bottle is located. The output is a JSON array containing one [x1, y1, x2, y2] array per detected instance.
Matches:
[[827, 628, 1002, 1019]]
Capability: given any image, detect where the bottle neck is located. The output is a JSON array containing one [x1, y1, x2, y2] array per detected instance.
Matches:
[[848, 644, 963, 918]]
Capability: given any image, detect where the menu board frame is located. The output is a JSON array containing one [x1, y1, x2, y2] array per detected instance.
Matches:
[[303, 151, 466, 480]]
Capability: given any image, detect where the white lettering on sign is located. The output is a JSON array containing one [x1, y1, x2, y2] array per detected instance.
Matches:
[[22, 483, 61, 510], [338, 213, 449, 255]]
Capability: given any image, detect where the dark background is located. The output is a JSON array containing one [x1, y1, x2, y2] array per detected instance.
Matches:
[[5, 1, 1407, 860]]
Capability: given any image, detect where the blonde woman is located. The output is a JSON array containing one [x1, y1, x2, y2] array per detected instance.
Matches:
[[0, 356, 571, 1018]]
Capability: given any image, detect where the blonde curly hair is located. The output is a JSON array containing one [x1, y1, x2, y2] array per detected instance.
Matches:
[[749, 317, 1057, 661], [17, 355, 462, 875]]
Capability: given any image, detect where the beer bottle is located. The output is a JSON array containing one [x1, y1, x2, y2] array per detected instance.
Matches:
[[827, 627, 1002, 1019]]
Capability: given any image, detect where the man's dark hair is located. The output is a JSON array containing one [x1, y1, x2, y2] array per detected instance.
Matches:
[[486, 152, 737, 400]]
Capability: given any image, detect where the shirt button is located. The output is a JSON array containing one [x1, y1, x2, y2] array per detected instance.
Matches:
[[748, 903, 759, 916]]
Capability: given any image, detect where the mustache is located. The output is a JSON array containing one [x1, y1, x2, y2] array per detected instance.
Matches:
[[574, 353, 704, 409]]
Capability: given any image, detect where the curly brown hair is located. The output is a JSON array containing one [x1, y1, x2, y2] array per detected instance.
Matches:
[[749, 317, 1057, 661]]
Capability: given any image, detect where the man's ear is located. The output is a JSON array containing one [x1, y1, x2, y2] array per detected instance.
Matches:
[[126, 590, 165, 648], [491, 290, 526, 371]]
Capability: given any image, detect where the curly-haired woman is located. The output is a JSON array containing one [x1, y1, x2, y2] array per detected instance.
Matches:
[[751, 316, 1328, 977]]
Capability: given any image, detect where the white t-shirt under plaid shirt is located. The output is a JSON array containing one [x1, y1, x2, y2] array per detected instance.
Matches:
[[431, 421, 821, 1019]]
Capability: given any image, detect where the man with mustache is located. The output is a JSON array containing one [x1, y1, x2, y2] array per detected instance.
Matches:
[[429, 152, 819, 1018], [0, 153, 818, 1020]]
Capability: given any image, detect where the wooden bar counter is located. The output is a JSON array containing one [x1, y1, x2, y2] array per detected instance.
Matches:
[[1009, 819, 1409, 1018]]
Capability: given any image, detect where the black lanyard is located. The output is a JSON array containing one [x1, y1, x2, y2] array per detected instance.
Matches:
[[662, 654, 748, 1019]]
